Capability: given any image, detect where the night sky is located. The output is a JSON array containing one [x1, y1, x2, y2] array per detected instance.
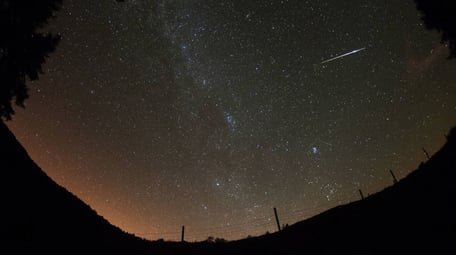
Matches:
[[7, 0, 456, 241]]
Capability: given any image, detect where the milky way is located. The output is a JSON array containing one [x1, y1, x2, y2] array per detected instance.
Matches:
[[7, 0, 456, 241]]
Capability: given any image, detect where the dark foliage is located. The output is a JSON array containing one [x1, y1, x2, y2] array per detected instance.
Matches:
[[0, 1, 454, 254], [414, 0, 456, 58], [0, 0, 62, 120]]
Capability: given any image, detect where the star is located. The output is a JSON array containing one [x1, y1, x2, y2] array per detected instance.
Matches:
[[6, 0, 455, 242]]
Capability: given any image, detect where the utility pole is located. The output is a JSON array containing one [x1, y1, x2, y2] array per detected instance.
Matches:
[[273, 207, 281, 231], [181, 226, 185, 242]]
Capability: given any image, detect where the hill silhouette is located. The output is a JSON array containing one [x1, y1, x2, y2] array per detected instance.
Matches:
[[148, 126, 456, 255], [0, 121, 153, 255], [1, 119, 455, 255]]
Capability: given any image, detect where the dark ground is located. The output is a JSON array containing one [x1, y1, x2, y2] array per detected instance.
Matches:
[[1, 120, 455, 255]]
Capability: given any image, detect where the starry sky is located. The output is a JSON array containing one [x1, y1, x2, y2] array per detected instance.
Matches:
[[7, 0, 456, 241]]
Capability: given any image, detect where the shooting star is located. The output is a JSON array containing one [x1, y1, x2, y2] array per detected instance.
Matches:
[[320, 47, 366, 64]]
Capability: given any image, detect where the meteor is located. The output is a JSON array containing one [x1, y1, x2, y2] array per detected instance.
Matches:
[[320, 47, 366, 64]]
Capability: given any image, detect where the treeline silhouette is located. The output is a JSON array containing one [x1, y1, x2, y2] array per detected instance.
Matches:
[[414, 0, 456, 58], [1, 0, 455, 254], [0, 0, 62, 120], [1, 0, 454, 121]]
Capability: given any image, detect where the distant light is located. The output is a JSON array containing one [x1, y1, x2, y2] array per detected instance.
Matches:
[[312, 146, 318, 154]]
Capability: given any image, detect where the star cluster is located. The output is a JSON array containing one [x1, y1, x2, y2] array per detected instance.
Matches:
[[8, 0, 456, 241]]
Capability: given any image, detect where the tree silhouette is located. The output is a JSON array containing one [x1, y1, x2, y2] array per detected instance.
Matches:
[[414, 0, 456, 59], [0, 0, 63, 120]]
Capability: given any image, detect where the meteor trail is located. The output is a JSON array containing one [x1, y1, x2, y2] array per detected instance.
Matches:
[[320, 47, 366, 64]]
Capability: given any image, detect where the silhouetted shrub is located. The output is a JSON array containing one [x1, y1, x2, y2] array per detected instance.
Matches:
[[0, 0, 62, 120], [414, 0, 456, 58]]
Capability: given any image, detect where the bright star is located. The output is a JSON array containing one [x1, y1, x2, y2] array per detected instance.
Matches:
[[225, 112, 237, 131]]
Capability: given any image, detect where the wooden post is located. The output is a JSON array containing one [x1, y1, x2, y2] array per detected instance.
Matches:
[[181, 226, 185, 242], [389, 169, 398, 184], [359, 189, 364, 200], [274, 207, 281, 231], [422, 148, 430, 159]]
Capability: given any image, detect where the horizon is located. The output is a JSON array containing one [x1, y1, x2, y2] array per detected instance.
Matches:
[[5, 0, 456, 241]]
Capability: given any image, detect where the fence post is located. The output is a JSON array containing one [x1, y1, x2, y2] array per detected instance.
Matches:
[[274, 207, 281, 231], [422, 148, 430, 159], [359, 189, 365, 200], [389, 169, 398, 184]]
